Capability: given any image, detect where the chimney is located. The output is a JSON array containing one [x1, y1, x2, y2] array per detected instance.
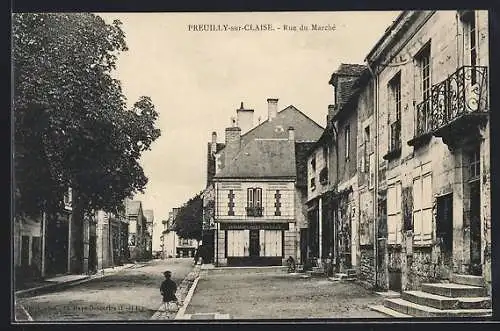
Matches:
[[267, 98, 278, 122], [236, 102, 254, 134], [288, 126, 295, 141], [225, 126, 241, 164], [327, 104, 336, 127], [211, 131, 217, 155]]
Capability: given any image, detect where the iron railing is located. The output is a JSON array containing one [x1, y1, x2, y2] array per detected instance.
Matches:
[[414, 65, 488, 137], [246, 206, 264, 217]]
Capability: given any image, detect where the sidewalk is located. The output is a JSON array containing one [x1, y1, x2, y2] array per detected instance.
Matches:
[[15, 263, 137, 298]]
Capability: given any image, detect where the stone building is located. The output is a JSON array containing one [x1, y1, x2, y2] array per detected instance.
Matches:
[[363, 9, 490, 295], [212, 99, 323, 266], [126, 199, 148, 261]]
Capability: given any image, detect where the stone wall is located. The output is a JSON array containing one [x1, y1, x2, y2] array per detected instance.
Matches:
[[359, 247, 375, 286]]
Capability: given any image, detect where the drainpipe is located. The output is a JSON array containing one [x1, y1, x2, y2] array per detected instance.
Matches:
[[330, 121, 340, 270], [41, 210, 47, 278], [366, 59, 379, 289]]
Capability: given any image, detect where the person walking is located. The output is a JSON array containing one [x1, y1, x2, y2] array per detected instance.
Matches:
[[160, 271, 181, 311]]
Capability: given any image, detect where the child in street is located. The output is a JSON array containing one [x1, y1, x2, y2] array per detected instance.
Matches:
[[160, 271, 181, 311]]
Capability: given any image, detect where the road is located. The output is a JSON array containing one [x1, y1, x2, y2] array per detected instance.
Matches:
[[186, 268, 387, 319], [15, 258, 194, 321]]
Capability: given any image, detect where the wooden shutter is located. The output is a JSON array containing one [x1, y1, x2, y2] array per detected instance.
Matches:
[[243, 230, 249, 256], [256, 188, 262, 211], [413, 178, 422, 242], [247, 188, 254, 208], [259, 229, 265, 256], [396, 182, 402, 244], [387, 185, 397, 244], [422, 174, 433, 241]]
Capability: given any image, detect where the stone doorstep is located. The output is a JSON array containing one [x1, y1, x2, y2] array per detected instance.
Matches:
[[421, 283, 488, 298], [375, 290, 401, 298], [450, 274, 486, 287], [183, 313, 230, 320], [402, 291, 492, 310], [383, 298, 492, 318], [369, 305, 411, 318]]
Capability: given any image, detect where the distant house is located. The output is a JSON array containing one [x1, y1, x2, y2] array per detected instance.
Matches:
[[211, 99, 323, 267], [126, 199, 147, 261], [144, 209, 154, 259]]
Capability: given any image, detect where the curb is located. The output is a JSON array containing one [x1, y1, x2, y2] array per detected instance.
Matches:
[[175, 276, 200, 320], [151, 265, 201, 320], [15, 263, 137, 298]]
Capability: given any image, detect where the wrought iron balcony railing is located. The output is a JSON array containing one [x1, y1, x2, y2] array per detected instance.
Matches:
[[390, 120, 401, 152], [246, 206, 264, 217], [414, 65, 488, 138]]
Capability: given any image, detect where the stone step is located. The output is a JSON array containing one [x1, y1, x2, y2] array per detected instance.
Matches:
[[369, 305, 411, 318], [346, 269, 357, 277], [402, 291, 491, 310], [384, 298, 492, 318], [306, 270, 324, 278], [450, 274, 485, 287], [421, 283, 488, 298]]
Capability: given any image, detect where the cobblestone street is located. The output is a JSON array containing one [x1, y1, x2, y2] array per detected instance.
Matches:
[[15, 258, 194, 321], [184, 268, 388, 319]]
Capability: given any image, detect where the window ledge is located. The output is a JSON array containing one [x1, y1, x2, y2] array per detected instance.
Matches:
[[383, 148, 401, 161], [407, 133, 432, 149]]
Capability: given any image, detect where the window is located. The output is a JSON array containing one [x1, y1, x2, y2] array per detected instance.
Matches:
[[388, 73, 402, 152], [274, 190, 282, 216], [227, 189, 235, 216], [260, 230, 283, 257], [63, 187, 73, 209], [226, 230, 249, 257], [310, 177, 316, 191], [462, 11, 477, 83], [363, 126, 370, 173], [415, 44, 432, 132], [468, 147, 480, 181], [311, 156, 316, 172], [413, 173, 433, 244], [345, 125, 350, 159], [247, 188, 263, 217], [323, 146, 328, 165], [387, 182, 402, 244]]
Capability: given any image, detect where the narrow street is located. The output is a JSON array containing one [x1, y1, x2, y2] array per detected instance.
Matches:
[[15, 258, 194, 321]]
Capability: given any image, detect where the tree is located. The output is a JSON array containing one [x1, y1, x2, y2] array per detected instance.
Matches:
[[173, 192, 203, 241], [12, 13, 161, 218]]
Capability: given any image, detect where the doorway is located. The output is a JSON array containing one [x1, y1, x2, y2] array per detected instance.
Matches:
[[467, 146, 482, 276], [300, 228, 308, 264], [249, 230, 260, 257], [437, 193, 453, 278]]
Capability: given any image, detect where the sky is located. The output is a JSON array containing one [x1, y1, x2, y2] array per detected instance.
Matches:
[[97, 11, 401, 245]]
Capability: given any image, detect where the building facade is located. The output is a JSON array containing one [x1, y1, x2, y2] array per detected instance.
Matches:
[[212, 99, 323, 266], [362, 10, 491, 293], [126, 199, 147, 261]]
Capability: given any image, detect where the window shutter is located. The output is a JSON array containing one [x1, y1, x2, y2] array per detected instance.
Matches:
[[247, 188, 254, 208], [422, 175, 433, 240], [260, 230, 265, 256], [256, 188, 262, 207]]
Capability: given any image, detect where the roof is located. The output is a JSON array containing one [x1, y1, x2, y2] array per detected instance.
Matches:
[[126, 200, 141, 216], [295, 142, 317, 188], [240, 105, 323, 145], [365, 11, 408, 64], [214, 138, 296, 179], [331, 67, 371, 122]]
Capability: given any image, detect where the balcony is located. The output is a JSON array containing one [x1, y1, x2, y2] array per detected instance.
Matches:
[[319, 167, 328, 185], [246, 206, 264, 217], [408, 65, 489, 150], [383, 120, 402, 160]]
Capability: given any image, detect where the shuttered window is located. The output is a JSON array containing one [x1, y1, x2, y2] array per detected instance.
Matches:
[[259, 230, 283, 257], [387, 182, 402, 244], [413, 173, 433, 243], [226, 230, 249, 257]]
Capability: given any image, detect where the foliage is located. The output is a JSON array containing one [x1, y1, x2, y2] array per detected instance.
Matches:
[[13, 13, 161, 217], [173, 192, 203, 241]]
